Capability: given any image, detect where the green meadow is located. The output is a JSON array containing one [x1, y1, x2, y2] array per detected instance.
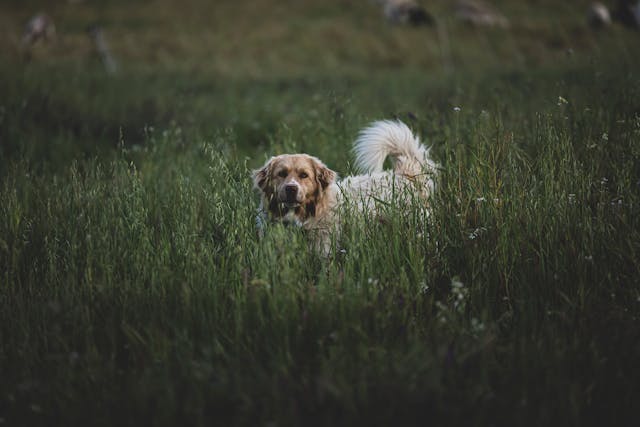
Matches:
[[1, 0, 639, 425]]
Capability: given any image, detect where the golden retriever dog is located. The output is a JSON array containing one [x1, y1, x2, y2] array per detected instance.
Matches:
[[253, 120, 438, 255]]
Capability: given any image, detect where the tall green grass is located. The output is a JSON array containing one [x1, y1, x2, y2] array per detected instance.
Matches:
[[2, 0, 640, 423], [1, 56, 639, 425]]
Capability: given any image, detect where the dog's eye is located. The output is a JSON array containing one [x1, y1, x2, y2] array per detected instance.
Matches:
[[299, 172, 308, 179], [278, 170, 288, 178]]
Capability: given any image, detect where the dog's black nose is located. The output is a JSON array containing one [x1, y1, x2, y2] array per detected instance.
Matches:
[[285, 185, 298, 196]]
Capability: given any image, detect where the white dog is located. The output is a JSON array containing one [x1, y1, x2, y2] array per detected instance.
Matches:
[[253, 120, 438, 254]]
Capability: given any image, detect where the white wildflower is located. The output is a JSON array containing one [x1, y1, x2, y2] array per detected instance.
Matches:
[[435, 301, 448, 324], [468, 227, 487, 240], [471, 317, 485, 333], [420, 280, 430, 294], [451, 277, 468, 311]]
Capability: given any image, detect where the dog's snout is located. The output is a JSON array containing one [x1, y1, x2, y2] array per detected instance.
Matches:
[[285, 184, 298, 195]]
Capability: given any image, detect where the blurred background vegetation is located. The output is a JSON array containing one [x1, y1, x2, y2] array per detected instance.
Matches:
[[1, 0, 637, 169]]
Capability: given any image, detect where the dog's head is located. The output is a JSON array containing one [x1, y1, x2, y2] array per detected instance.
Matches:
[[253, 154, 337, 224]]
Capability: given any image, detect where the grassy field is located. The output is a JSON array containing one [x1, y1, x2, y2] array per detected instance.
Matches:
[[1, 0, 640, 425]]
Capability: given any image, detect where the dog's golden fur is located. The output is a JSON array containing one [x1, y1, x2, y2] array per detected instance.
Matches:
[[253, 120, 437, 255], [253, 153, 337, 228]]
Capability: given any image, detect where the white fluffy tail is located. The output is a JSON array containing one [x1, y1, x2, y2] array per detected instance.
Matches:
[[352, 120, 434, 177]]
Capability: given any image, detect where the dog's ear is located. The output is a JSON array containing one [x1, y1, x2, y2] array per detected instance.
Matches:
[[313, 158, 337, 190], [253, 158, 274, 193]]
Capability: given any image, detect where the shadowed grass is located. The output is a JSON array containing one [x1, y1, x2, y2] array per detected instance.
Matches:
[[1, 61, 639, 425]]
